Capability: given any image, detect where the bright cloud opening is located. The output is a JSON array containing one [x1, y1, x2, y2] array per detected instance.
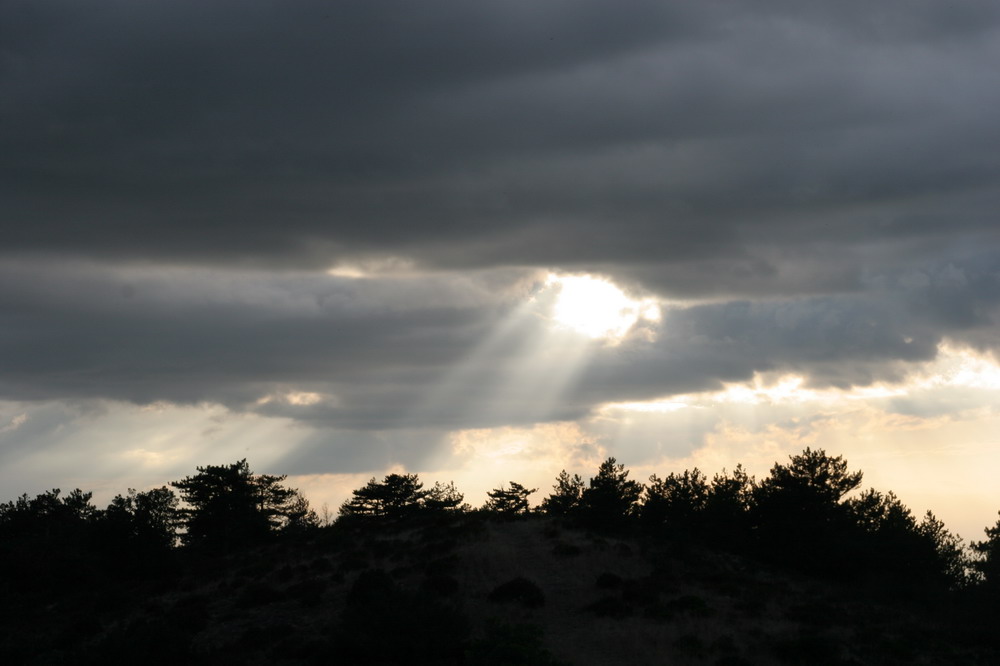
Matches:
[[603, 344, 1000, 415], [547, 274, 660, 342]]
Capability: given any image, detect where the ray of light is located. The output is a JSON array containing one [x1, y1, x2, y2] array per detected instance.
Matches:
[[409, 272, 659, 430]]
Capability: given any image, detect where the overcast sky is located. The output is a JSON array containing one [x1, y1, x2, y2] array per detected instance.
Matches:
[[2, 1, 1000, 538]]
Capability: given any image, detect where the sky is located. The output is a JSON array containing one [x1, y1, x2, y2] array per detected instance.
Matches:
[[2, 1, 1000, 540]]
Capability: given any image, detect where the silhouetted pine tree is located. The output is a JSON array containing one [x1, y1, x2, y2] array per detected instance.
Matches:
[[483, 482, 536, 516], [97, 486, 180, 575], [171, 459, 306, 549], [752, 448, 863, 575], [580, 458, 642, 528], [423, 481, 467, 513], [641, 468, 708, 532], [972, 513, 1000, 590], [541, 470, 584, 517], [702, 465, 756, 548], [339, 473, 428, 520], [0, 488, 101, 594]]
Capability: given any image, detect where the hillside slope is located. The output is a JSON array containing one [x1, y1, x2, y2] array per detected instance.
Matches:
[[4, 515, 997, 665]]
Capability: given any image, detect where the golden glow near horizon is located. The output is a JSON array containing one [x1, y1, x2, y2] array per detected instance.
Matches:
[[546, 274, 660, 342], [581, 343, 1000, 541]]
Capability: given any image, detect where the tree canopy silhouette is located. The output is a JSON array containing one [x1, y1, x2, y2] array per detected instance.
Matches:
[[171, 459, 309, 549], [580, 457, 642, 527], [6, 447, 1000, 665], [99, 486, 180, 572], [844, 488, 968, 589], [753, 448, 862, 530], [423, 480, 467, 513], [701, 465, 756, 546], [483, 482, 536, 516], [759, 447, 863, 505], [541, 470, 584, 517], [750, 449, 862, 570], [0, 488, 100, 593], [339, 473, 429, 519], [642, 468, 709, 531], [972, 512, 1000, 589]]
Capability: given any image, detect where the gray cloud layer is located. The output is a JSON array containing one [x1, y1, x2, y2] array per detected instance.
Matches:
[[4, 2, 999, 288], [1, 257, 996, 431], [2, 1, 1000, 451]]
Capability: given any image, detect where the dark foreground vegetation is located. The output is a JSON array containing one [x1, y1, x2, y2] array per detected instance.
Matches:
[[3, 449, 1000, 664]]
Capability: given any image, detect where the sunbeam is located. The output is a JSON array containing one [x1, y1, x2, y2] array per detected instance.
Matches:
[[410, 273, 658, 430]]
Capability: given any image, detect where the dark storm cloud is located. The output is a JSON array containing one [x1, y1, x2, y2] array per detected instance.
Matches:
[[3, 1, 999, 294], [3, 0, 1000, 443]]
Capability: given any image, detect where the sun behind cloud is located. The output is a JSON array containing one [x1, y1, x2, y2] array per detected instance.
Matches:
[[547, 274, 660, 342]]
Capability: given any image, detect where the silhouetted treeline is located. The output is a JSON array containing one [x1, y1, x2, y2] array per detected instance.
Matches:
[[3, 449, 999, 592], [5, 449, 1000, 663]]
